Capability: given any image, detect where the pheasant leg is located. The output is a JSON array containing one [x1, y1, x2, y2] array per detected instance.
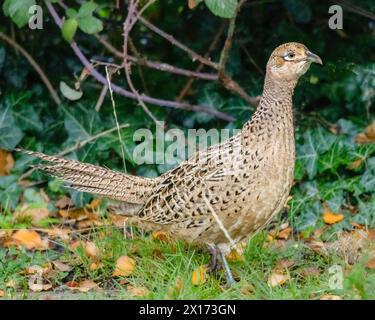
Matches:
[[220, 251, 235, 286], [207, 244, 222, 272]]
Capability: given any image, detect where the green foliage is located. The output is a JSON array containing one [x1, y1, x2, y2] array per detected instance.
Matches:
[[204, 0, 238, 18], [2, 0, 35, 28]]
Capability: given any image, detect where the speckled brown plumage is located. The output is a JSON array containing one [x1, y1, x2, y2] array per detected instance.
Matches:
[[21, 43, 322, 275]]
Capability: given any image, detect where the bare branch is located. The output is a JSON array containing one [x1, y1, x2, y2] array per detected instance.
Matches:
[[123, 0, 160, 124], [0, 31, 61, 105], [45, 2, 234, 122], [95, 35, 218, 81]]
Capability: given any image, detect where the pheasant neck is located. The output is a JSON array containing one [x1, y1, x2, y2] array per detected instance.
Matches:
[[243, 73, 297, 135]]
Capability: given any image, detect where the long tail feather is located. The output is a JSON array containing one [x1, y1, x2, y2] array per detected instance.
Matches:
[[18, 149, 157, 204]]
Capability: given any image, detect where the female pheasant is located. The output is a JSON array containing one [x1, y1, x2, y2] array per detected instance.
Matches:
[[20, 43, 322, 284]]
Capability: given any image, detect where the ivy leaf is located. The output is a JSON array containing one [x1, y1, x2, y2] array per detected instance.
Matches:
[[2, 0, 36, 28], [297, 127, 336, 179], [0, 175, 21, 209], [360, 157, 375, 192], [12, 104, 43, 131], [0, 105, 24, 150], [62, 18, 79, 43], [204, 0, 238, 18]]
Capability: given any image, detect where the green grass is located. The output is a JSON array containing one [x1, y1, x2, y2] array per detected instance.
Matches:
[[1, 225, 374, 300]]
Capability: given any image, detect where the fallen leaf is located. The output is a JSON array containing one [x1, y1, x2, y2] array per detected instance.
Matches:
[[0, 149, 14, 176], [127, 285, 149, 297], [320, 294, 342, 300], [108, 214, 128, 228], [240, 282, 254, 295], [55, 196, 73, 209], [52, 261, 72, 272], [300, 267, 320, 277], [365, 257, 375, 270], [8, 230, 48, 250], [347, 158, 364, 170], [113, 256, 136, 277], [323, 203, 344, 225], [226, 248, 243, 261], [45, 227, 70, 242], [355, 122, 375, 144], [192, 265, 208, 286], [28, 266, 52, 292], [67, 280, 99, 292], [58, 208, 88, 220], [277, 227, 292, 240], [152, 231, 169, 243], [0, 289, 4, 297], [15, 206, 49, 224], [89, 262, 103, 270], [84, 241, 100, 260], [275, 259, 295, 271], [87, 198, 101, 210], [267, 272, 289, 287], [368, 229, 375, 240]]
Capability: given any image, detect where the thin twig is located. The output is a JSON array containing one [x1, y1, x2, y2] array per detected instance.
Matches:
[[216, 0, 260, 107], [94, 85, 108, 112], [176, 22, 226, 102], [137, 5, 259, 107], [95, 35, 217, 80], [332, 0, 375, 21], [0, 31, 61, 105], [45, 2, 234, 122], [138, 15, 219, 70], [105, 66, 127, 171], [123, 0, 160, 125]]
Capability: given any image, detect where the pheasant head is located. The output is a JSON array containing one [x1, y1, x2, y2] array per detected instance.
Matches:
[[266, 42, 322, 82]]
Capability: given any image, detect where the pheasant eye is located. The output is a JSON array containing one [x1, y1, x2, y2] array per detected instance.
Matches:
[[284, 52, 295, 60]]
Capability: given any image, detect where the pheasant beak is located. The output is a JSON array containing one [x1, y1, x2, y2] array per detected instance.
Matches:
[[306, 51, 322, 65]]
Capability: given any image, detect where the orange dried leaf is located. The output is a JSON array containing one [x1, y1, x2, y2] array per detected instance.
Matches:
[[84, 241, 100, 260], [10, 230, 45, 250], [45, 227, 70, 242], [113, 256, 136, 277], [277, 227, 292, 240], [0, 149, 14, 176], [355, 122, 375, 144], [109, 213, 128, 227], [267, 272, 289, 287], [192, 265, 208, 286], [87, 198, 101, 210], [365, 257, 375, 270], [226, 249, 243, 261], [67, 280, 99, 292], [323, 203, 344, 225], [0, 289, 4, 298], [152, 231, 169, 242], [347, 158, 364, 170]]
